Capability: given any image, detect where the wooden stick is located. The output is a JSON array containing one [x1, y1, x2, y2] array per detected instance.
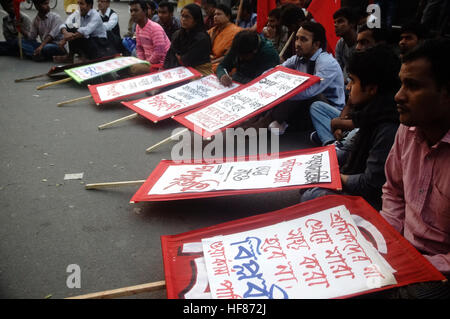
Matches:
[[66, 281, 166, 299], [15, 73, 48, 82], [145, 128, 189, 153], [85, 180, 146, 190], [18, 32, 23, 60], [98, 113, 139, 130], [279, 32, 295, 59], [36, 77, 73, 90], [57, 95, 92, 107]]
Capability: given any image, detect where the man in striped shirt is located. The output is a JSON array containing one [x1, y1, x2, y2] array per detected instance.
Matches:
[[129, 0, 170, 74]]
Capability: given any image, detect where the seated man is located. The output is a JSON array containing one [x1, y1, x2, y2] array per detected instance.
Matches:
[[398, 22, 428, 59], [58, 0, 114, 62], [25, 0, 66, 61], [333, 7, 358, 84], [0, 0, 32, 57], [130, 0, 170, 74], [379, 38, 450, 298], [217, 29, 280, 86], [265, 21, 345, 133], [97, 0, 123, 53], [310, 25, 390, 148], [153, 1, 181, 41], [300, 45, 401, 211], [262, 7, 289, 55]]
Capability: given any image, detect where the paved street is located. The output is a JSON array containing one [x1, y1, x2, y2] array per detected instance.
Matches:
[[0, 1, 315, 299]]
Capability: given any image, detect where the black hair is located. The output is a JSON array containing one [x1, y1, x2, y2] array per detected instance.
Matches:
[[231, 30, 260, 55], [32, 0, 46, 9], [182, 3, 205, 31], [215, 4, 231, 19], [146, 0, 157, 11], [357, 24, 389, 43], [280, 3, 305, 28], [268, 7, 282, 20], [84, 0, 93, 7], [129, 0, 147, 12], [204, 0, 216, 6], [348, 45, 400, 94], [299, 21, 327, 50], [158, 1, 174, 12], [402, 38, 450, 90], [400, 21, 429, 40], [333, 7, 358, 26]]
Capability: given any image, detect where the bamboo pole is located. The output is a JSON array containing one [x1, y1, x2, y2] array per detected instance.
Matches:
[[235, 0, 243, 25], [57, 95, 92, 107], [145, 128, 188, 153], [18, 32, 23, 60], [66, 281, 166, 299], [279, 32, 295, 59], [85, 180, 146, 190], [15, 73, 48, 82], [98, 113, 139, 130], [36, 77, 72, 90]]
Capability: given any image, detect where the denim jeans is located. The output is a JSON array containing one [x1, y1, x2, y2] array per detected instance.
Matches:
[[309, 101, 341, 145], [0, 38, 65, 59]]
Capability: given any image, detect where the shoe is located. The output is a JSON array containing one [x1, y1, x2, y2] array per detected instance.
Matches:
[[309, 131, 322, 145], [268, 121, 289, 136], [53, 55, 73, 64]]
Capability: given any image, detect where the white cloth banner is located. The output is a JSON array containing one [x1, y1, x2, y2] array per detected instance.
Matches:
[[95, 67, 196, 102], [133, 75, 239, 119], [202, 205, 397, 299], [68, 56, 144, 82], [184, 70, 309, 133], [148, 151, 331, 195]]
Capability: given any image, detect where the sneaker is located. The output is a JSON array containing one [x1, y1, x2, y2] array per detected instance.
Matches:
[[268, 121, 289, 136], [309, 131, 322, 145]]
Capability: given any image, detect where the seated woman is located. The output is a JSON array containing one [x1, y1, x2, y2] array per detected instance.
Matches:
[[163, 3, 212, 75], [207, 4, 241, 72]]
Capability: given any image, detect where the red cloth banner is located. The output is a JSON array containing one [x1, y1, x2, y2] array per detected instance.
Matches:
[[87, 66, 202, 104], [174, 65, 321, 139], [121, 75, 240, 123], [307, 0, 341, 56], [256, 0, 277, 33], [161, 195, 445, 299], [130, 145, 341, 203]]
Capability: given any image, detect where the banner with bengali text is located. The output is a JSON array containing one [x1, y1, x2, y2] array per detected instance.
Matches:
[[121, 75, 240, 123], [174, 66, 321, 138], [160, 195, 445, 299], [130, 146, 341, 203], [65, 56, 149, 84], [88, 67, 202, 104]]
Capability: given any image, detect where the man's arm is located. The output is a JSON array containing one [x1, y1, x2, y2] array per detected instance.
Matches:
[[380, 126, 406, 233], [102, 11, 118, 32]]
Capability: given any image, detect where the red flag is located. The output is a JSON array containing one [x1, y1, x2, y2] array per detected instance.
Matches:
[[12, 0, 25, 32], [307, 0, 341, 56], [256, 0, 277, 33]]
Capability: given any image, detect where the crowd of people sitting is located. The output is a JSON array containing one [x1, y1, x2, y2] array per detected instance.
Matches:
[[0, 0, 449, 298]]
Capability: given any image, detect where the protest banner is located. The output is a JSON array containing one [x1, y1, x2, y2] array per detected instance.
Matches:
[[15, 54, 121, 83], [36, 56, 148, 90], [161, 195, 446, 299], [65, 56, 149, 84], [130, 146, 341, 203], [121, 75, 240, 123], [174, 65, 321, 139], [88, 66, 202, 105]]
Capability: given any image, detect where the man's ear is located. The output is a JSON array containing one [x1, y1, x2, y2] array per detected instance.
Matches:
[[366, 84, 378, 96]]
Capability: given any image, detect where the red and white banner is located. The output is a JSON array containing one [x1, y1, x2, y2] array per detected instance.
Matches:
[[121, 75, 240, 123], [87, 66, 202, 105], [130, 146, 341, 203], [174, 66, 321, 139], [161, 195, 445, 299]]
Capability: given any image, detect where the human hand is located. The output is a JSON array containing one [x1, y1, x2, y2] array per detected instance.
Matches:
[[220, 74, 232, 87]]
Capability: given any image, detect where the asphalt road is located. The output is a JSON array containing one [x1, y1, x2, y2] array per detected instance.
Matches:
[[0, 2, 315, 299]]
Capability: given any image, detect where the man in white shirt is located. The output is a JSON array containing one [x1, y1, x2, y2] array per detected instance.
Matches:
[[97, 0, 123, 52]]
